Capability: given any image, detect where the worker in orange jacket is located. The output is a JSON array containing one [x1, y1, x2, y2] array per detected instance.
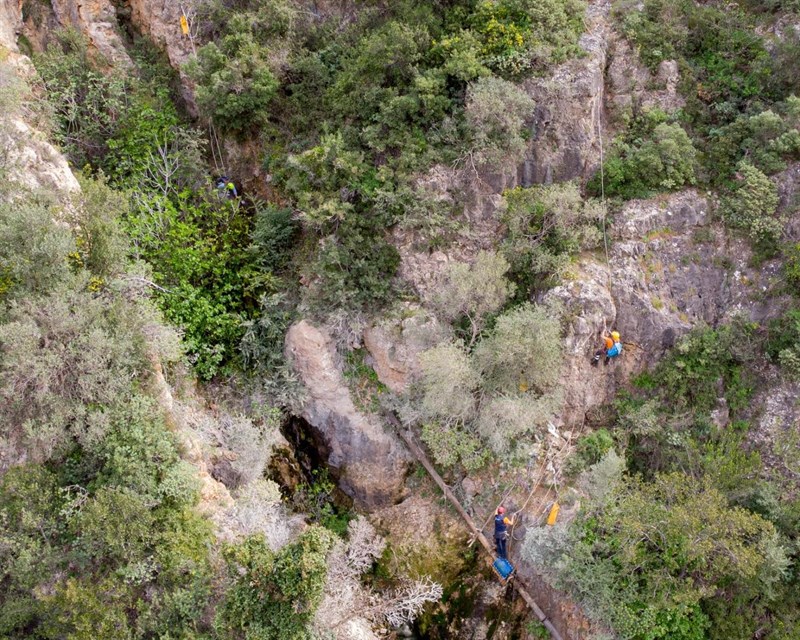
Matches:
[[591, 330, 622, 366]]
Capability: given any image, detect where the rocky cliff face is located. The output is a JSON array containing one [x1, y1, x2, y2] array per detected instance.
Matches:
[[123, 0, 198, 111], [0, 5, 80, 199], [46, 0, 131, 65], [285, 320, 412, 511], [0, 0, 22, 48], [519, 0, 611, 186], [550, 187, 793, 426]]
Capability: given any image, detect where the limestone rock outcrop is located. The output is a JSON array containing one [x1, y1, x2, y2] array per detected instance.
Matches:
[[363, 306, 446, 393], [0, 5, 81, 199], [606, 36, 685, 119], [0, 0, 22, 49], [49, 0, 132, 66], [2, 118, 81, 197], [125, 0, 198, 112], [286, 320, 411, 510]]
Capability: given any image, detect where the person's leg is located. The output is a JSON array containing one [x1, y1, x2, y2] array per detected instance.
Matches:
[[498, 537, 507, 560]]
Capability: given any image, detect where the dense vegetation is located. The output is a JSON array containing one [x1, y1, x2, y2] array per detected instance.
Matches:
[[3, 0, 800, 638], [524, 322, 800, 640]]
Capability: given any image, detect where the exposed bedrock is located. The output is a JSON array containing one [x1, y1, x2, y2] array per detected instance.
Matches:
[[285, 320, 412, 511]]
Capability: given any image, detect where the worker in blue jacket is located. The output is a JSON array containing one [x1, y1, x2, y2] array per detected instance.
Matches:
[[494, 506, 515, 560]]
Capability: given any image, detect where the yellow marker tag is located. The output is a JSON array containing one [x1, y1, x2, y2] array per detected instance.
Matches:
[[547, 501, 560, 526], [518, 378, 529, 393], [180, 15, 189, 36]]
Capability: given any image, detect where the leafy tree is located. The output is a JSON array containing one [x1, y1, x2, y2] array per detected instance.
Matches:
[[477, 391, 561, 454], [721, 162, 782, 248], [432, 251, 515, 345], [217, 527, 335, 640], [418, 341, 480, 423], [464, 76, 535, 169], [124, 193, 264, 379], [475, 302, 562, 394]]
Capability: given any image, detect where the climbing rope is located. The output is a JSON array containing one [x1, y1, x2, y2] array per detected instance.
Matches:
[[505, 417, 591, 555], [598, 107, 611, 284], [596, 105, 620, 352], [208, 122, 227, 178]]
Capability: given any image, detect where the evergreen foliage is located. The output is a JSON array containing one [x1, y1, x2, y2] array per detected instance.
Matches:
[[501, 181, 604, 296]]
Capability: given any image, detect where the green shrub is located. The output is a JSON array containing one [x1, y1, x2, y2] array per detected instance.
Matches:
[[706, 105, 800, 179], [90, 395, 197, 506], [577, 429, 615, 463], [250, 204, 300, 273], [420, 422, 488, 471], [552, 472, 788, 640], [73, 486, 155, 568], [651, 323, 755, 414], [43, 577, 133, 640], [471, 0, 587, 74], [217, 528, 335, 640], [501, 182, 603, 296], [0, 288, 149, 461], [34, 29, 129, 166], [125, 193, 264, 379], [186, 15, 278, 132], [721, 163, 782, 248], [240, 293, 295, 375], [590, 115, 697, 199], [72, 173, 130, 282], [281, 132, 368, 230], [766, 309, 800, 378], [306, 216, 400, 313], [0, 196, 74, 299]]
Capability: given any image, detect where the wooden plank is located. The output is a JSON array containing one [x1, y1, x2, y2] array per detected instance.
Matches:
[[393, 424, 565, 640]]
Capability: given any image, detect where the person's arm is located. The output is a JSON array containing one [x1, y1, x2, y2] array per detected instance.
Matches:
[[503, 516, 514, 526]]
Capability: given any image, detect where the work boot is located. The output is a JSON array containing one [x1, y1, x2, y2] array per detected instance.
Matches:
[[604, 357, 610, 366]]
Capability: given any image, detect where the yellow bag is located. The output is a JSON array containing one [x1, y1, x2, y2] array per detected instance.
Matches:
[[546, 501, 560, 526]]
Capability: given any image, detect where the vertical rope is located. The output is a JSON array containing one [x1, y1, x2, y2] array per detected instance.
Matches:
[[598, 104, 611, 282], [596, 96, 614, 342]]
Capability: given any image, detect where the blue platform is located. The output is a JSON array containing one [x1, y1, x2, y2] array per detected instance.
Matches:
[[492, 557, 514, 582]]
